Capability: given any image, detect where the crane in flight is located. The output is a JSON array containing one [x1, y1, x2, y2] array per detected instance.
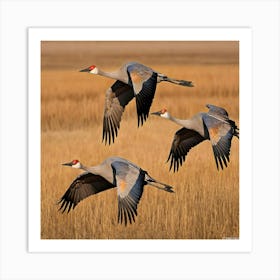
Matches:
[[80, 62, 194, 145], [58, 157, 174, 225], [152, 104, 239, 172]]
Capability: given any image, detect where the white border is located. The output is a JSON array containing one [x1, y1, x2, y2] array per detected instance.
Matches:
[[1, 1, 279, 279], [28, 27, 252, 253]]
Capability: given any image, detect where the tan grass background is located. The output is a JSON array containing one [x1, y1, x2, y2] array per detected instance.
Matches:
[[41, 41, 239, 239]]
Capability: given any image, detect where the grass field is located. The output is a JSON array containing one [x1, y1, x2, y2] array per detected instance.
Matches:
[[41, 41, 239, 239]]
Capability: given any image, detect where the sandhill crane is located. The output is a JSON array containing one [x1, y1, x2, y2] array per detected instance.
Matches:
[[80, 62, 194, 145], [58, 157, 174, 225], [151, 104, 239, 172]]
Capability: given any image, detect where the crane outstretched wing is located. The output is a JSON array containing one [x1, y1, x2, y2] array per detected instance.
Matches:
[[111, 161, 145, 225], [127, 65, 158, 127], [103, 80, 134, 145], [167, 128, 205, 172], [58, 172, 115, 213], [206, 104, 229, 118], [202, 114, 235, 170]]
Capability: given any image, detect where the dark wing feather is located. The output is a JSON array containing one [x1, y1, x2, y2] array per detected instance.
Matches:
[[117, 171, 145, 226], [129, 72, 158, 127], [103, 80, 134, 145], [111, 161, 145, 225], [127, 68, 158, 126], [167, 128, 205, 172], [58, 172, 115, 213], [126, 64, 158, 127], [203, 114, 237, 170]]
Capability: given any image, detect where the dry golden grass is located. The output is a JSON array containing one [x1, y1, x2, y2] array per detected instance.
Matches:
[[41, 41, 239, 239]]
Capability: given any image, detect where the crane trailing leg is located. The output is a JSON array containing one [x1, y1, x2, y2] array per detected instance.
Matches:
[[144, 172, 174, 193], [158, 73, 194, 87]]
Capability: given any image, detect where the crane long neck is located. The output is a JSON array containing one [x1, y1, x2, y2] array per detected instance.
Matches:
[[80, 164, 102, 175], [168, 114, 192, 129], [97, 69, 122, 81], [81, 162, 113, 183]]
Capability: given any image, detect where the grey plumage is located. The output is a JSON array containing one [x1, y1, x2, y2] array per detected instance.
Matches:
[[80, 62, 194, 145], [152, 104, 239, 172], [58, 157, 174, 225]]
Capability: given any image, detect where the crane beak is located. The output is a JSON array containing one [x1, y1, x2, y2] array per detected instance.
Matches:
[[62, 161, 73, 167], [79, 67, 89, 72], [151, 111, 161, 116]]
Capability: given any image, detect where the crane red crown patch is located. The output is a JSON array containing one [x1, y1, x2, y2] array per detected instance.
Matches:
[[88, 65, 96, 71]]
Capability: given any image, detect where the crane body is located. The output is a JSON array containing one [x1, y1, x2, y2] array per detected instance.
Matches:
[[58, 157, 174, 225], [152, 104, 239, 172], [80, 62, 194, 144]]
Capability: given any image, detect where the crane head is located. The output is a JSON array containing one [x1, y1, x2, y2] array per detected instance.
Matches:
[[62, 159, 82, 169], [79, 65, 98, 74], [151, 108, 169, 118]]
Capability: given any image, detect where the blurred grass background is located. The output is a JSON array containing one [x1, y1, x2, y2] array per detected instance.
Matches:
[[41, 41, 239, 239]]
